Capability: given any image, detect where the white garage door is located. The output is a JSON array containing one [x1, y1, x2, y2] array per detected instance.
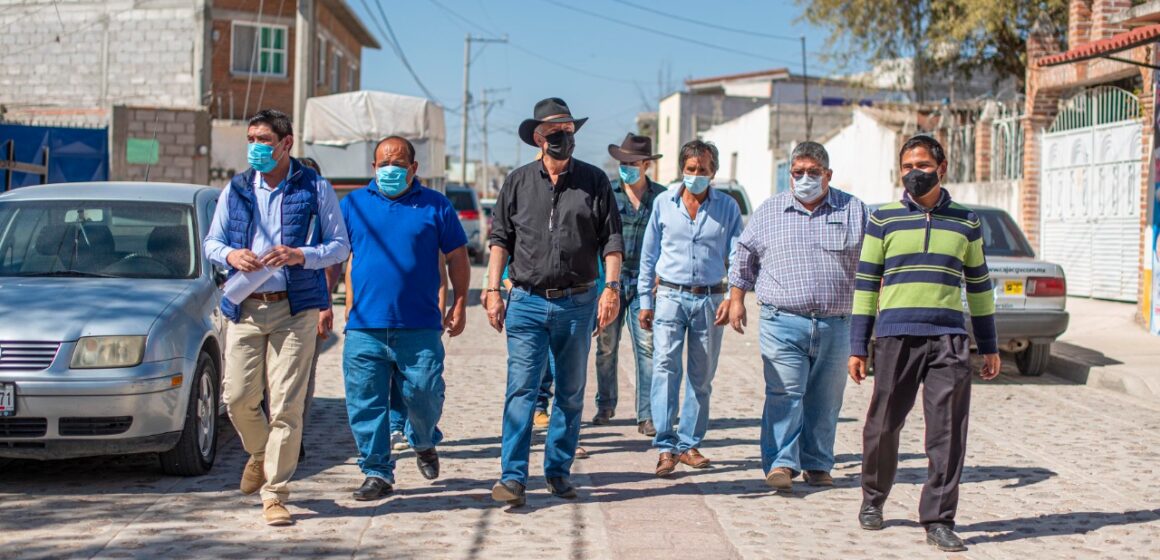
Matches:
[[1040, 86, 1143, 302]]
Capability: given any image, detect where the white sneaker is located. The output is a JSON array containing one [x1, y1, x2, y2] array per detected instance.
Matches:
[[391, 431, 409, 451]]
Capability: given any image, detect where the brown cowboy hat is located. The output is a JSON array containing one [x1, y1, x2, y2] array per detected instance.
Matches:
[[608, 133, 662, 163], [518, 97, 588, 147]]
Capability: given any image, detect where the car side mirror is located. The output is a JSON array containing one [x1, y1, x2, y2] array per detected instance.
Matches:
[[212, 265, 229, 288]]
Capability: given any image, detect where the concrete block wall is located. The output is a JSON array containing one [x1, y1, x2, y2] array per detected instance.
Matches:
[[109, 106, 211, 185], [0, 0, 205, 111]]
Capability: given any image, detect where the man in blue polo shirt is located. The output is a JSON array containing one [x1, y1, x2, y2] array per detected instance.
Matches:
[[340, 135, 470, 501]]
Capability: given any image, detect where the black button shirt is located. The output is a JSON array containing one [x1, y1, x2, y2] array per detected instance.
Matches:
[[489, 158, 624, 290]]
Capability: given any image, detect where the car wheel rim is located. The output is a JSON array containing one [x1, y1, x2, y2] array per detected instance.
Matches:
[[196, 367, 215, 460]]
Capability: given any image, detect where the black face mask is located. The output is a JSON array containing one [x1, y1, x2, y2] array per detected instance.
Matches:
[[902, 168, 940, 199], [543, 130, 576, 160]]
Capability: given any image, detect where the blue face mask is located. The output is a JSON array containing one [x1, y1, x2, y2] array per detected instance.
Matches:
[[683, 174, 711, 195], [791, 174, 825, 203], [375, 165, 410, 196], [618, 164, 642, 185], [247, 142, 278, 173]]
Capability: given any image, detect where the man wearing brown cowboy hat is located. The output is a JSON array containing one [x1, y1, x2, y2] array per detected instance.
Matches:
[[591, 134, 667, 437], [486, 97, 624, 506]]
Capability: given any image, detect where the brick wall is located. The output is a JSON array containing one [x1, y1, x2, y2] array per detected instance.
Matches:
[[109, 106, 211, 185], [1092, 0, 1132, 40], [208, 0, 364, 122], [0, 0, 205, 112], [1069, 0, 1093, 48], [1137, 66, 1155, 316]]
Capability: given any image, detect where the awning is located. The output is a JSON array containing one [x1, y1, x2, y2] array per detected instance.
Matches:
[[1037, 24, 1160, 68]]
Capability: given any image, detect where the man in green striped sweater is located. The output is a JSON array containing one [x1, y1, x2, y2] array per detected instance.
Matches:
[[847, 135, 1001, 553]]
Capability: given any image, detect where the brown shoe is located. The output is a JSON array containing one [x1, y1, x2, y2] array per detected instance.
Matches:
[[262, 499, 292, 526], [240, 456, 264, 495], [678, 448, 711, 469], [655, 452, 678, 477], [765, 467, 793, 490], [803, 470, 834, 487]]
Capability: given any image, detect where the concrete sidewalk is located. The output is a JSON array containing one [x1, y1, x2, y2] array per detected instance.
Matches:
[[1049, 297, 1160, 401]]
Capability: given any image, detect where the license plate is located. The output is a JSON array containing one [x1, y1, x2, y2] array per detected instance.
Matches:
[[1004, 280, 1024, 295], [0, 382, 14, 417]]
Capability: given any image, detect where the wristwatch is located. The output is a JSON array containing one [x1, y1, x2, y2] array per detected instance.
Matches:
[[605, 281, 622, 292]]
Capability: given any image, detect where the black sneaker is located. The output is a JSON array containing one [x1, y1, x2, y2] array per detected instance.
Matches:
[[859, 503, 884, 531], [416, 448, 439, 480], [352, 476, 393, 501], [925, 525, 967, 552], [491, 479, 526, 507]]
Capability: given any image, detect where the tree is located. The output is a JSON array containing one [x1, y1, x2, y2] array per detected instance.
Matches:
[[797, 0, 1069, 99]]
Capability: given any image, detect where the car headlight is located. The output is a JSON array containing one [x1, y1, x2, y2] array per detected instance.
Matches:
[[70, 336, 146, 369]]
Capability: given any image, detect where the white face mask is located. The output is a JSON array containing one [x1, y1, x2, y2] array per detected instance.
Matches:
[[791, 174, 825, 203]]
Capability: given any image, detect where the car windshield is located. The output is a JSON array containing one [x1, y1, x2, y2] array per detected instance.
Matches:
[[0, 200, 197, 279], [446, 190, 475, 211], [976, 208, 1035, 258]]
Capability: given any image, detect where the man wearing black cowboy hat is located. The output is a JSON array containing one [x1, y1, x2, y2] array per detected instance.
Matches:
[[591, 134, 667, 437], [486, 97, 624, 506]]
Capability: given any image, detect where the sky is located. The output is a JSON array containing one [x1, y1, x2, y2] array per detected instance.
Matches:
[[348, 0, 841, 168]]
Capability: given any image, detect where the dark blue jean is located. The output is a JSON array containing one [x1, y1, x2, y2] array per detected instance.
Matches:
[[342, 328, 446, 482], [500, 286, 598, 484]]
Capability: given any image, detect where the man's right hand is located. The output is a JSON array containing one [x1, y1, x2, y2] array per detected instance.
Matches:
[[485, 290, 506, 333], [638, 309, 654, 331], [226, 248, 262, 272], [848, 356, 868, 385], [728, 298, 747, 334]]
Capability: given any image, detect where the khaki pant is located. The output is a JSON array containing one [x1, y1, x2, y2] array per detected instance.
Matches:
[[223, 299, 319, 502]]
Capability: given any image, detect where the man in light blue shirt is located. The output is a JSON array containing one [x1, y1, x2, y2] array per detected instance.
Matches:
[[637, 139, 742, 477], [202, 109, 349, 526]]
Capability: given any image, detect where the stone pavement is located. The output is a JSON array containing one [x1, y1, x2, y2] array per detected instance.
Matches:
[[1050, 297, 1160, 401], [2, 282, 1160, 559]]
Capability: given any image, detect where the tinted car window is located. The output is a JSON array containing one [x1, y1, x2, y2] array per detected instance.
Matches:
[[977, 209, 1035, 258], [446, 190, 475, 211], [720, 189, 749, 214], [0, 200, 197, 279]]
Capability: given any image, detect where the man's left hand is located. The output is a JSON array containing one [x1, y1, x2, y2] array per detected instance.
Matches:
[[714, 298, 730, 326], [980, 353, 1001, 380], [597, 288, 619, 332], [261, 245, 305, 267], [444, 303, 467, 337], [317, 308, 334, 339]]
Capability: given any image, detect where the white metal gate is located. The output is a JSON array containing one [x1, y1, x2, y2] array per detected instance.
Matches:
[[1040, 86, 1143, 301]]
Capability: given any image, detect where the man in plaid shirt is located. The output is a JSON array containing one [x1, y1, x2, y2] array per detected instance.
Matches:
[[728, 141, 868, 492]]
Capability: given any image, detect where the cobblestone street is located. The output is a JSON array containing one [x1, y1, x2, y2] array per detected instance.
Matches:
[[3, 281, 1159, 559]]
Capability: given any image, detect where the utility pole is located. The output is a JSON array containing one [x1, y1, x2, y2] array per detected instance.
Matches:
[[459, 33, 508, 187], [801, 35, 810, 140], [293, 0, 314, 156], [479, 87, 510, 196]]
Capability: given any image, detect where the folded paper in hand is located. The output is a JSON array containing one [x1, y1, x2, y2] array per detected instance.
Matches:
[[223, 266, 283, 304]]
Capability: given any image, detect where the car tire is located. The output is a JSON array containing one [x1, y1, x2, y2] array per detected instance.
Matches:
[[1016, 342, 1051, 377], [159, 351, 219, 476]]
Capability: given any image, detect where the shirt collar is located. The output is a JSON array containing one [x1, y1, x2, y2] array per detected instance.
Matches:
[[668, 184, 713, 205], [364, 177, 423, 201], [254, 158, 298, 192], [901, 187, 950, 212], [537, 158, 574, 179], [783, 187, 835, 214]]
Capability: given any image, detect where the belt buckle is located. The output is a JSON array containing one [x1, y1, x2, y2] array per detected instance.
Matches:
[[544, 287, 564, 299]]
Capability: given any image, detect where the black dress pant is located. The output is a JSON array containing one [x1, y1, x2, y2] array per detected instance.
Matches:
[[861, 334, 972, 528]]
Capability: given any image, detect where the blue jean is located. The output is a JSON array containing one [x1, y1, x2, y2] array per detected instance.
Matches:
[[534, 360, 554, 413], [595, 292, 653, 420], [500, 286, 599, 484], [650, 287, 724, 454], [343, 329, 446, 482], [758, 306, 850, 474], [389, 376, 407, 433]]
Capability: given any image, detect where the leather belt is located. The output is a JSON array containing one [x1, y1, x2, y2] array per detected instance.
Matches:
[[658, 279, 727, 295], [248, 291, 289, 303], [519, 282, 596, 299]]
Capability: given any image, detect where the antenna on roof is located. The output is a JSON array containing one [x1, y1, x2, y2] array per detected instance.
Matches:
[[143, 110, 161, 182]]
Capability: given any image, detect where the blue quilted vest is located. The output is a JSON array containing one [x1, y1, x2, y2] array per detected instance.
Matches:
[[221, 160, 329, 322]]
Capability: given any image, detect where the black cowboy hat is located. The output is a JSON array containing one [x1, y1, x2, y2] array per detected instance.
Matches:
[[518, 97, 588, 147], [608, 133, 662, 163]]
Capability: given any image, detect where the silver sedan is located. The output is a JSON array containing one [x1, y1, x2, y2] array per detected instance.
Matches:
[[0, 182, 226, 475]]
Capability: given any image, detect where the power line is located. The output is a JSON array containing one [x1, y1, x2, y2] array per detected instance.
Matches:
[[612, 0, 801, 41], [362, 0, 444, 105], [541, 0, 800, 66]]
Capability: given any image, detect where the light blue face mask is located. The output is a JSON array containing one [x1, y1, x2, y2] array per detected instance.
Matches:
[[791, 174, 825, 203], [247, 142, 278, 173], [618, 164, 642, 185], [683, 174, 711, 195], [375, 165, 410, 197]]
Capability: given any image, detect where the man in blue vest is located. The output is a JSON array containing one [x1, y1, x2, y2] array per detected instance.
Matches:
[[204, 109, 350, 526], [340, 136, 470, 502]]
